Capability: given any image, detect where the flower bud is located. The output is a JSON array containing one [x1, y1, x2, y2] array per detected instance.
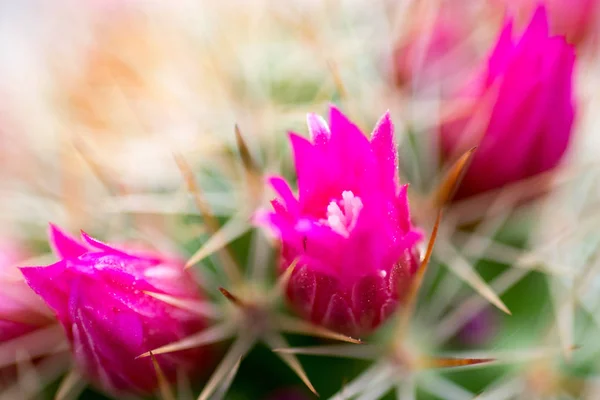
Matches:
[[257, 107, 423, 337], [440, 6, 576, 200], [499, 0, 599, 46], [392, 6, 477, 94], [20, 225, 208, 395]]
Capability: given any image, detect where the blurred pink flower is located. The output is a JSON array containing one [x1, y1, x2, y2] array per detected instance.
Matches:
[[257, 106, 422, 337], [392, 6, 478, 94], [20, 225, 209, 395], [500, 0, 600, 46], [0, 240, 53, 343], [440, 6, 575, 200]]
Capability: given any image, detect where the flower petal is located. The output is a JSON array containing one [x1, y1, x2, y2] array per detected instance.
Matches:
[[48, 224, 88, 259], [268, 175, 299, 216], [322, 294, 357, 337], [370, 111, 398, 194], [306, 113, 330, 145], [289, 132, 317, 200], [80, 231, 136, 259], [20, 262, 71, 321]]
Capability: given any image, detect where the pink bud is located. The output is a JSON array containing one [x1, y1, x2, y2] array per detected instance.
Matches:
[[257, 107, 423, 337], [20, 225, 209, 395], [392, 6, 477, 94], [0, 240, 53, 343], [440, 6, 576, 200], [499, 0, 600, 46]]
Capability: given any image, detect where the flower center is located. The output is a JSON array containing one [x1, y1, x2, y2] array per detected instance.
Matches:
[[321, 191, 363, 237]]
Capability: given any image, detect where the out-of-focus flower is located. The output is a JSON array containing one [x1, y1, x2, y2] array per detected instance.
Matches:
[[0, 240, 53, 343], [440, 6, 576, 200], [457, 308, 499, 347], [392, 6, 477, 94], [20, 225, 209, 395], [499, 0, 600, 46], [257, 106, 423, 337]]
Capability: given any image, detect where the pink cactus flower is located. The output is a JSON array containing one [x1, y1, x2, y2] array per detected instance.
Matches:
[[257, 106, 423, 337], [499, 0, 599, 46], [20, 225, 209, 395], [440, 5, 575, 200], [392, 5, 478, 94], [0, 240, 53, 344]]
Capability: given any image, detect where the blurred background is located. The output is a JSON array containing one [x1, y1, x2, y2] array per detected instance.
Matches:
[[1, 0, 600, 399]]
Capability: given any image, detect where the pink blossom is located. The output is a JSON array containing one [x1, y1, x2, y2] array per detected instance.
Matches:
[[257, 107, 422, 337], [20, 225, 209, 395], [440, 6, 575, 200], [392, 5, 478, 94], [499, 0, 599, 46]]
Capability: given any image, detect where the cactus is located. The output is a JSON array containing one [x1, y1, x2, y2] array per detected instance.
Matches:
[[0, 1, 599, 399]]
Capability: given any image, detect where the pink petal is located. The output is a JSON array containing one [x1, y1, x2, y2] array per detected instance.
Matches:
[[70, 279, 145, 351], [535, 41, 575, 173], [306, 113, 330, 145], [266, 214, 303, 249], [289, 132, 318, 199], [48, 224, 88, 259], [310, 272, 339, 323], [328, 106, 372, 161], [20, 262, 70, 321], [268, 175, 299, 215], [396, 185, 412, 233], [252, 208, 274, 228], [526, 5, 550, 40], [398, 231, 425, 254], [80, 231, 134, 258], [328, 106, 379, 195], [297, 222, 345, 273], [322, 294, 357, 337], [351, 274, 389, 330], [487, 21, 515, 83], [328, 105, 364, 143], [69, 288, 155, 393], [286, 264, 316, 320], [389, 252, 416, 298], [370, 111, 398, 195]]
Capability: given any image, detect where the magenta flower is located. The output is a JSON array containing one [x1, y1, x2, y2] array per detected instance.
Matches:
[[257, 106, 423, 337], [20, 225, 209, 395], [500, 0, 599, 46], [440, 6, 575, 200]]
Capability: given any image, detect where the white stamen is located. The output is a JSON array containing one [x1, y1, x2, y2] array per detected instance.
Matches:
[[320, 191, 363, 237], [327, 214, 345, 236]]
